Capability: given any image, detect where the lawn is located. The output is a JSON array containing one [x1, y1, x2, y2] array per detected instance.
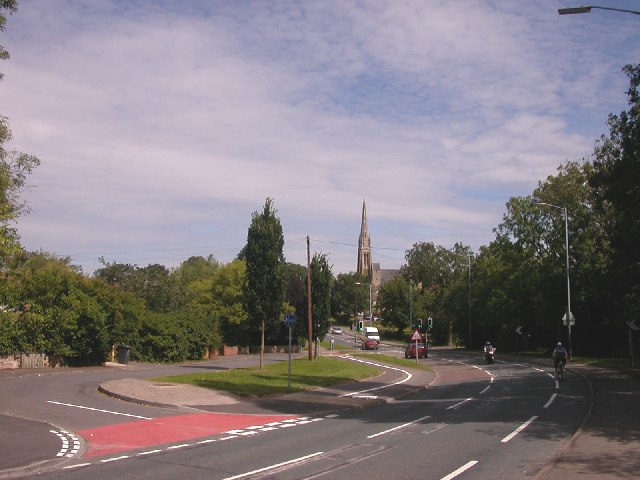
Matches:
[[154, 356, 382, 397]]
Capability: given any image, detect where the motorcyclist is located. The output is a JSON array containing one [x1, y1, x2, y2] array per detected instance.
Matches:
[[483, 341, 495, 363], [552, 342, 568, 372]]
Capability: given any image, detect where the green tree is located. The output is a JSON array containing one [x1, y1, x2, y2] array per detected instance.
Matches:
[[331, 272, 369, 323], [0, 1, 18, 78], [591, 64, 640, 329], [244, 198, 286, 369], [302, 253, 332, 358], [378, 276, 410, 336], [212, 259, 247, 348]]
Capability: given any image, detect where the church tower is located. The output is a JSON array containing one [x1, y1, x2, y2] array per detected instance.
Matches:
[[357, 199, 373, 280]]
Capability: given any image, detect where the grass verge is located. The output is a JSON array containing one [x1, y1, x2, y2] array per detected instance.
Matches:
[[154, 356, 381, 397], [352, 353, 434, 372]]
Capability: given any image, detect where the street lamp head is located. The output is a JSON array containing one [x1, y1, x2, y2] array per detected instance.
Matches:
[[558, 7, 592, 15]]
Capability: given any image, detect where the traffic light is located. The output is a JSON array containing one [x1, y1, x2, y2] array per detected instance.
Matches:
[[427, 317, 433, 329], [357, 320, 364, 332]]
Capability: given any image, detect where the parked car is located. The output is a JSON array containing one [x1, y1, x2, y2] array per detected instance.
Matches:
[[362, 338, 379, 350], [405, 342, 427, 358], [330, 327, 343, 335]]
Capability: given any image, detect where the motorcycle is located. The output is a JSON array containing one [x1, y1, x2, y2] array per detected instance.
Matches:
[[484, 347, 495, 364]]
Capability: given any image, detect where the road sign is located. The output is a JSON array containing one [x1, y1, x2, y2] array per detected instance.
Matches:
[[283, 314, 296, 328], [562, 312, 575, 326], [627, 319, 639, 331], [411, 330, 422, 341], [516, 326, 523, 335]]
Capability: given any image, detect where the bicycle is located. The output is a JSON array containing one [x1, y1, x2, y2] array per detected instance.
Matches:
[[555, 361, 565, 381]]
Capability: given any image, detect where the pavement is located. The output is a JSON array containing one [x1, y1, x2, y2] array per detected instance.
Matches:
[[99, 352, 640, 479]]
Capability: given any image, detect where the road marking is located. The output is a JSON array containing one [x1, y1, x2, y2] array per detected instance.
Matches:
[[100, 455, 130, 463], [447, 397, 473, 410], [63, 463, 91, 470], [338, 355, 412, 397], [441, 460, 478, 480], [220, 452, 325, 480], [544, 393, 557, 409], [47, 401, 152, 419], [479, 385, 491, 394], [367, 414, 431, 438], [50, 429, 81, 457], [501, 416, 538, 443]]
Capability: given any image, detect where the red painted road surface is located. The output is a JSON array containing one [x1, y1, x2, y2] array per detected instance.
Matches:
[[79, 413, 299, 457]]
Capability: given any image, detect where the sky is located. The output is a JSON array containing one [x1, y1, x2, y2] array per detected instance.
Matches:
[[2, 0, 639, 276]]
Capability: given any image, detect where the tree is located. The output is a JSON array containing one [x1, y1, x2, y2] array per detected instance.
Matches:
[[303, 253, 332, 358], [0, 118, 40, 263], [331, 272, 369, 322], [243, 198, 286, 369], [377, 276, 410, 336], [0, 1, 18, 79], [591, 64, 640, 329]]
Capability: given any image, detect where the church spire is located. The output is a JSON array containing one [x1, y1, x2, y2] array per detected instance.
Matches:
[[357, 199, 373, 280]]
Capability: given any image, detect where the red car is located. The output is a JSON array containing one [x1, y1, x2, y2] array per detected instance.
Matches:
[[362, 338, 379, 350], [405, 342, 427, 358]]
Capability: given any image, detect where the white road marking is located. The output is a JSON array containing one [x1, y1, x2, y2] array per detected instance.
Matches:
[[367, 414, 431, 438], [479, 385, 491, 394], [447, 398, 474, 410], [63, 463, 91, 469], [441, 460, 479, 480], [544, 393, 557, 409], [338, 355, 412, 397], [220, 452, 325, 480], [501, 416, 538, 443], [100, 455, 130, 463], [46, 401, 152, 419]]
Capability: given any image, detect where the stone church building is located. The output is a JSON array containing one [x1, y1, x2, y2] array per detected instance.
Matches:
[[356, 200, 400, 307]]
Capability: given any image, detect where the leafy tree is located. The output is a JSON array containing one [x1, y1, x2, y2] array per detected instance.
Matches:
[[0, 1, 18, 78], [301, 253, 332, 358], [331, 272, 369, 322], [0, 118, 40, 263], [243, 198, 286, 369], [378, 276, 410, 336], [591, 64, 640, 330], [212, 259, 247, 348]]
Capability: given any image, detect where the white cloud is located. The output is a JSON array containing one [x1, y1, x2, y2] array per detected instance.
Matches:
[[2, 0, 638, 275]]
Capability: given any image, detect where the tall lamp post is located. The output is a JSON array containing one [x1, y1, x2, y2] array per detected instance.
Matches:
[[537, 202, 573, 359], [559, 5, 640, 15]]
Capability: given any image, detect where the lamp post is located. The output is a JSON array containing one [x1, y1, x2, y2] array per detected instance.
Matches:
[[356, 282, 372, 325], [537, 202, 573, 359], [558, 5, 640, 15]]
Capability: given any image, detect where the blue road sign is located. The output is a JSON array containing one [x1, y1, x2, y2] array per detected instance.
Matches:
[[283, 314, 296, 327]]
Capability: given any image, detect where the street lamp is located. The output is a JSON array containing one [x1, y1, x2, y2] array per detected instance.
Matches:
[[558, 5, 640, 15], [356, 282, 372, 325], [536, 202, 573, 359]]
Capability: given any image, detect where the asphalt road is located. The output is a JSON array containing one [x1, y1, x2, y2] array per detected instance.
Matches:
[[0, 347, 592, 479]]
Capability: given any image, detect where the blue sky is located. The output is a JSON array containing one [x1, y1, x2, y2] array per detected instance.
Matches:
[[2, 0, 639, 275]]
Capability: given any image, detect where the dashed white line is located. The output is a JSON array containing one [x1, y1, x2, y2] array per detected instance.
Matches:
[[441, 460, 478, 480], [367, 415, 431, 438], [220, 451, 325, 480], [501, 416, 538, 443], [447, 397, 474, 410]]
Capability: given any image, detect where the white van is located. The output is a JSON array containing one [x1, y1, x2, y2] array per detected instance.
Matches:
[[362, 326, 380, 342]]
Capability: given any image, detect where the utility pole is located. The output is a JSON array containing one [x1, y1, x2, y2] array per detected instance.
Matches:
[[307, 235, 313, 361]]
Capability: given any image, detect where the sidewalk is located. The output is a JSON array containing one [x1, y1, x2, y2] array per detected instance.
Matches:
[[536, 363, 640, 479]]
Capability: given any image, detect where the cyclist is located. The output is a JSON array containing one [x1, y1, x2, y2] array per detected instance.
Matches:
[[552, 342, 568, 376]]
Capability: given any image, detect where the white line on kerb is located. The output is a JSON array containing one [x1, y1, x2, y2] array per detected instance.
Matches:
[[501, 416, 538, 443], [47, 401, 152, 419], [367, 414, 431, 438], [544, 393, 557, 409], [441, 460, 478, 480], [220, 452, 325, 480], [338, 355, 412, 397]]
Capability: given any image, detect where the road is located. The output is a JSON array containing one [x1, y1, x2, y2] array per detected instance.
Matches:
[[0, 345, 591, 479]]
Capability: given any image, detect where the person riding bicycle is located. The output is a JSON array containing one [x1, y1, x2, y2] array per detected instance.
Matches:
[[553, 342, 567, 373], [484, 341, 494, 354]]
